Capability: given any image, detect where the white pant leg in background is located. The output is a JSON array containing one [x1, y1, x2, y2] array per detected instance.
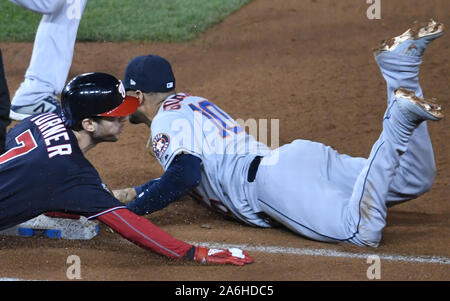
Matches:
[[9, 0, 64, 14], [9, 0, 87, 106]]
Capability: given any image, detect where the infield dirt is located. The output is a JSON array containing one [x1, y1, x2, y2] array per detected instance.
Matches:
[[0, 0, 448, 281]]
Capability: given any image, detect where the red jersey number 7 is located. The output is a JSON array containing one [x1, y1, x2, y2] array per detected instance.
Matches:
[[0, 130, 38, 165]]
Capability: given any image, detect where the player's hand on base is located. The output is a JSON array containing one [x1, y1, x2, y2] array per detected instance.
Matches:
[[112, 187, 137, 204], [194, 246, 254, 266]]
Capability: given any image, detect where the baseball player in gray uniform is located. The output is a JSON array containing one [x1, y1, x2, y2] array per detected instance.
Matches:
[[114, 20, 444, 247], [8, 0, 87, 120]]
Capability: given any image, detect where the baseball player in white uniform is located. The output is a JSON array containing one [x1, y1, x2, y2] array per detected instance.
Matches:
[[114, 20, 444, 247], [8, 0, 87, 121]]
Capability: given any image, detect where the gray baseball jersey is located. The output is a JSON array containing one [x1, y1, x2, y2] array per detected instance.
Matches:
[[150, 93, 272, 227]]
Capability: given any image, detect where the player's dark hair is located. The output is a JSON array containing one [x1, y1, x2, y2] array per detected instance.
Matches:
[[71, 116, 104, 132]]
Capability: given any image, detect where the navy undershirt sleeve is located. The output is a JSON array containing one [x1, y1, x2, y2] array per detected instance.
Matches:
[[126, 154, 202, 215], [134, 179, 159, 196]]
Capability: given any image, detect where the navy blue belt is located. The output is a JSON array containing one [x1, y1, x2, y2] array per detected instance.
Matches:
[[247, 156, 263, 182]]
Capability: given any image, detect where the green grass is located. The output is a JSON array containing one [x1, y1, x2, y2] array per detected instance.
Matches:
[[0, 0, 251, 42]]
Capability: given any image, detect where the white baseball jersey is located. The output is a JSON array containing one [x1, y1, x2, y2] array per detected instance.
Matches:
[[150, 93, 272, 227]]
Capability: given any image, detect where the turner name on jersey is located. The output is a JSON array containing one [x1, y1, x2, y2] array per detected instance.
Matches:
[[30, 113, 72, 158]]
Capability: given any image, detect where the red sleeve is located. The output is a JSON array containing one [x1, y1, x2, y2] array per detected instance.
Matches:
[[96, 208, 193, 259], [44, 212, 81, 219]]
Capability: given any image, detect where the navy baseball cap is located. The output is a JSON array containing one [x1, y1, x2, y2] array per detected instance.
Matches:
[[123, 55, 175, 93]]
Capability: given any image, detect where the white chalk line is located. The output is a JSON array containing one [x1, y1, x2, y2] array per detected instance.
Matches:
[[2, 241, 448, 281], [0, 277, 38, 281], [189, 241, 450, 265]]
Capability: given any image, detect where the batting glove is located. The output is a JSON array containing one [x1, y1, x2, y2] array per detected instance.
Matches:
[[194, 246, 254, 266]]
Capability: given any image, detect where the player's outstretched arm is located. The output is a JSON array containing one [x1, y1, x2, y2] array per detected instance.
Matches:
[[96, 208, 253, 265], [126, 154, 202, 215], [112, 178, 159, 204], [97, 208, 192, 258]]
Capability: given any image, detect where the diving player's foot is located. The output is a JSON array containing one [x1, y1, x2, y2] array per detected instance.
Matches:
[[394, 88, 443, 123], [374, 19, 444, 57], [9, 95, 61, 121]]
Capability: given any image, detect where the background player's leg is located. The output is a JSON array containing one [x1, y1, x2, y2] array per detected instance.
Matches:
[[9, 0, 63, 14], [373, 20, 444, 206], [9, 0, 87, 120], [0, 49, 11, 154]]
